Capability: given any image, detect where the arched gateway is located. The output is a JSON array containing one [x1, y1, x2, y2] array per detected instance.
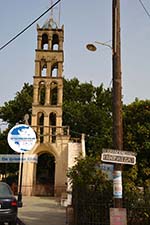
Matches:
[[21, 18, 85, 197]]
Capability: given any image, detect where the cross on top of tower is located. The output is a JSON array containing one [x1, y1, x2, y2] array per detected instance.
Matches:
[[42, 0, 61, 29]]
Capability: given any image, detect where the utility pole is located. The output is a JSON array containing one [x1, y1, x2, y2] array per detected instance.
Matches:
[[112, 0, 123, 208], [86, 0, 123, 208]]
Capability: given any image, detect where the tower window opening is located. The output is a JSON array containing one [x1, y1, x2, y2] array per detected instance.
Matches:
[[51, 63, 58, 77], [50, 112, 56, 143], [50, 82, 58, 105], [37, 112, 44, 143], [39, 81, 46, 105], [41, 58, 47, 77], [42, 67, 47, 77], [52, 34, 59, 50], [42, 33, 48, 50], [50, 112, 56, 126]]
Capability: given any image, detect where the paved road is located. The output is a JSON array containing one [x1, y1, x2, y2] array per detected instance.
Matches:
[[18, 196, 66, 225]]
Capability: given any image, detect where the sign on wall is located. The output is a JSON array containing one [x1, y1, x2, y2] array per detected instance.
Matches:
[[0, 154, 38, 163]]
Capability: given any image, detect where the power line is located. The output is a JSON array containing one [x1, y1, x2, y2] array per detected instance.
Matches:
[[138, 0, 150, 19], [0, 0, 61, 51]]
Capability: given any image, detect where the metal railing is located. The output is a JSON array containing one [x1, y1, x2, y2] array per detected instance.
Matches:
[[31, 125, 70, 143], [71, 188, 112, 225], [70, 188, 150, 225]]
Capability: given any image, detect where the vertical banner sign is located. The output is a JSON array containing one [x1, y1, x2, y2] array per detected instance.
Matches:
[[113, 170, 122, 198]]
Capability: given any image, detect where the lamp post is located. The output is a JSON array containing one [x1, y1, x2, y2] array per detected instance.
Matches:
[[18, 114, 29, 207], [86, 0, 123, 208]]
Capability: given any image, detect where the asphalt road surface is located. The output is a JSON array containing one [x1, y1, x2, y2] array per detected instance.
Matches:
[[17, 196, 66, 225]]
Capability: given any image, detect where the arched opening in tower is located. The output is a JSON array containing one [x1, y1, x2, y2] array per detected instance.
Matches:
[[52, 34, 59, 50], [37, 112, 44, 143], [50, 81, 58, 105], [36, 153, 55, 196], [41, 67, 47, 77], [39, 81, 46, 105], [51, 63, 58, 77], [42, 33, 48, 50], [50, 112, 56, 143]]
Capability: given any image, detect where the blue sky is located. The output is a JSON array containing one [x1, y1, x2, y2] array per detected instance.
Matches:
[[0, 0, 150, 106]]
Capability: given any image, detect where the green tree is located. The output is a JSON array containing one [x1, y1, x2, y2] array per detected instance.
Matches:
[[0, 131, 19, 176], [0, 83, 32, 176], [123, 99, 150, 189], [68, 155, 112, 191], [63, 77, 113, 154], [0, 79, 112, 154], [1, 79, 150, 197], [68, 155, 113, 225], [0, 79, 113, 175], [0, 83, 33, 127]]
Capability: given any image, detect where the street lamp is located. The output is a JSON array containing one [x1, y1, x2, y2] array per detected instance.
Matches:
[[86, 0, 123, 208], [86, 41, 112, 52]]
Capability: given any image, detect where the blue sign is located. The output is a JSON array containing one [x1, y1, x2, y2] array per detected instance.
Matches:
[[100, 163, 114, 180], [7, 124, 36, 153], [0, 154, 38, 163]]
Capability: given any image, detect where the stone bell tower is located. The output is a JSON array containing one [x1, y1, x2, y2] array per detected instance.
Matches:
[[22, 17, 85, 197], [32, 18, 64, 139]]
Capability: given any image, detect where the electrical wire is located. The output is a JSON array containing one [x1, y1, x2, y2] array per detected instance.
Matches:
[[138, 0, 150, 19], [0, 0, 61, 51]]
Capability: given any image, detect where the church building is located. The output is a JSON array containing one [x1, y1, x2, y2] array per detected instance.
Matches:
[[21, 14, 85, 197]]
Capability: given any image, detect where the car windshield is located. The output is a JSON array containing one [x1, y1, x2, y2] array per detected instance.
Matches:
[[0, 183, 12, 196]]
